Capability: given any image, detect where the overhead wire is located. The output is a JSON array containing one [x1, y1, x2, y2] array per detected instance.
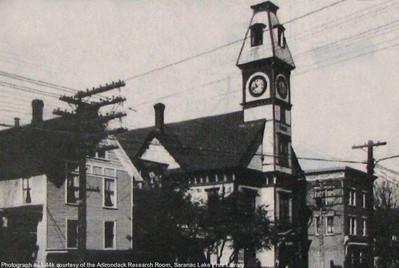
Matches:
[[0, 0, 394, 110], [375, 164, 399, 177], [0, 70, 76, 93], [376, 154, 399, 163], [123, 35, 399, 125], [0, 81, 61, 98], [124, 1, 399, 113], [0, 70, 110, 100], [114, 135, 366, 165], [123, 0, 348, 82], [375, 169, 399, 187], [0, 0, 394, 111]]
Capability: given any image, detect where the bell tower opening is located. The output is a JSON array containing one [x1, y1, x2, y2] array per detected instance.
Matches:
[[250, 23, 266, 47]]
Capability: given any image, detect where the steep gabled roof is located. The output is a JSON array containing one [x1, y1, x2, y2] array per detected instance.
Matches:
[[0, 117, 75, 181], [0, 114, 103, 185], [117, 111, 266, 172]]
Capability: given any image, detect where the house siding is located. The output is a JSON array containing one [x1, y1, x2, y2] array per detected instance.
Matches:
[[46, 149, 133, 254]]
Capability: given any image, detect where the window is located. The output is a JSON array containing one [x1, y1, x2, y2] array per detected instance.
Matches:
[[286, 110, 291, 125], [362, 219, 367, 236], [66, 173, 79, 204], [349, 189, 356, 206], [362, 191, 367, 208], [277, 26, 286, 47], [93, 166, 103, 175], [67, 219, 78, 248], [250, 23, 265, 47], [104, 221, 115, 249], [325, 188, 334, 206], [359, 251, 364, 266], [206, 188, 219, 211], [326, 216, 334, 234], [315, 188, 335, 206], [97, 150, 107, 159], [349, 217, 357, 235], [315, 216, 321, 235], [277, 134, 290, 168], [278, 191, 291, 224], [93, 166, 117, 208], [280, 106, 286, 123], [314, 188, 323, 208], [104, 168, 116, 177], [104, 179, 116, 208], [242, 188, 257, 211], [22, 178, 32, 204]]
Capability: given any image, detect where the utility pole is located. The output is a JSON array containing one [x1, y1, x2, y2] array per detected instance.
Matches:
[[54, 80, 127, 262], [352, 140, 387, 175], [315, 183, 325, 268]]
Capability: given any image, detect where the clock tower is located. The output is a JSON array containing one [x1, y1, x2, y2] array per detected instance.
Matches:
[[237, 1, 295, 174]]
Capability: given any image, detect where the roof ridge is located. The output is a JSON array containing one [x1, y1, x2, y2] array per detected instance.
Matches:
[[123, 110, 243, 132]]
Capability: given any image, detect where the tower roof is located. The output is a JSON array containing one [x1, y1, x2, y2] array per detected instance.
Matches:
[[237, 1, 295, 69]]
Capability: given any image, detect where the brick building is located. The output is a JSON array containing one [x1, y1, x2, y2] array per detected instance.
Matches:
[[306, 167, 375, 268]]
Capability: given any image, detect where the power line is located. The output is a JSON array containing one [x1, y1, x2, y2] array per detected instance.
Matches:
[[124, 0, 348, 82], [376, 164, 399, 176], [125, 35, 399, 118], [203, 0, 397, 75], [296, 41, 399, 76], [124, 4, 399, 112], [0, 0, 393, 110], [0, 81, 61, 98], [283, 0, 347, 25], [115, 135, 365, 165], [376, 154, 399, 163], [0, 70, 76, 93], [288, 0, 396, 42], [130, 23, 399, 111], [375, 169, 399, 187]]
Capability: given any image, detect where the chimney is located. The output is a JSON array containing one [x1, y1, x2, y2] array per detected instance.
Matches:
[[14, 117, 20, 127], [31, 99, 44, 124], [154, 103, 165, 133]]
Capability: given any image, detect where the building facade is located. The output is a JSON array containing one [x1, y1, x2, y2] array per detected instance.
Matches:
[[0, 100, 141, 263], [306, 167, 375, 268], [118, 2, 309, 267]]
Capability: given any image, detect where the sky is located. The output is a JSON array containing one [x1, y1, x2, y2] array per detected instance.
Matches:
[[0, 0, 398, 179]]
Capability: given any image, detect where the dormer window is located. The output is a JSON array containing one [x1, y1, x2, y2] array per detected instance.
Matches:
[[97, 150, 107, 159], [250, 23, 266, 47]]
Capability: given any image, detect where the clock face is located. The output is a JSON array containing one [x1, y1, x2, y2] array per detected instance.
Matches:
[[276, 75, 288, 99], [249, 75, 267, 97]]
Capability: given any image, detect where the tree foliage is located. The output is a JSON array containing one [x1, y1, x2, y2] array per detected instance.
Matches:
[[373, 179, 399, 267], [133, 178, 274, 265], [132, 177, 203, 262], [197, 190, 274, 265]]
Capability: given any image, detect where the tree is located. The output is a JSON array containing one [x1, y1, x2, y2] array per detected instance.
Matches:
[[133, 173, 274, 265], [197, 190, 274, 265], [373, 178, 399, 267], [132, 174, 204, 263]]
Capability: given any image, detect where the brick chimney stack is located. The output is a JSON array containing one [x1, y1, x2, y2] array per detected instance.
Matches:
[[154, 103, 165, 133], [31, 99, 44, 124]]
